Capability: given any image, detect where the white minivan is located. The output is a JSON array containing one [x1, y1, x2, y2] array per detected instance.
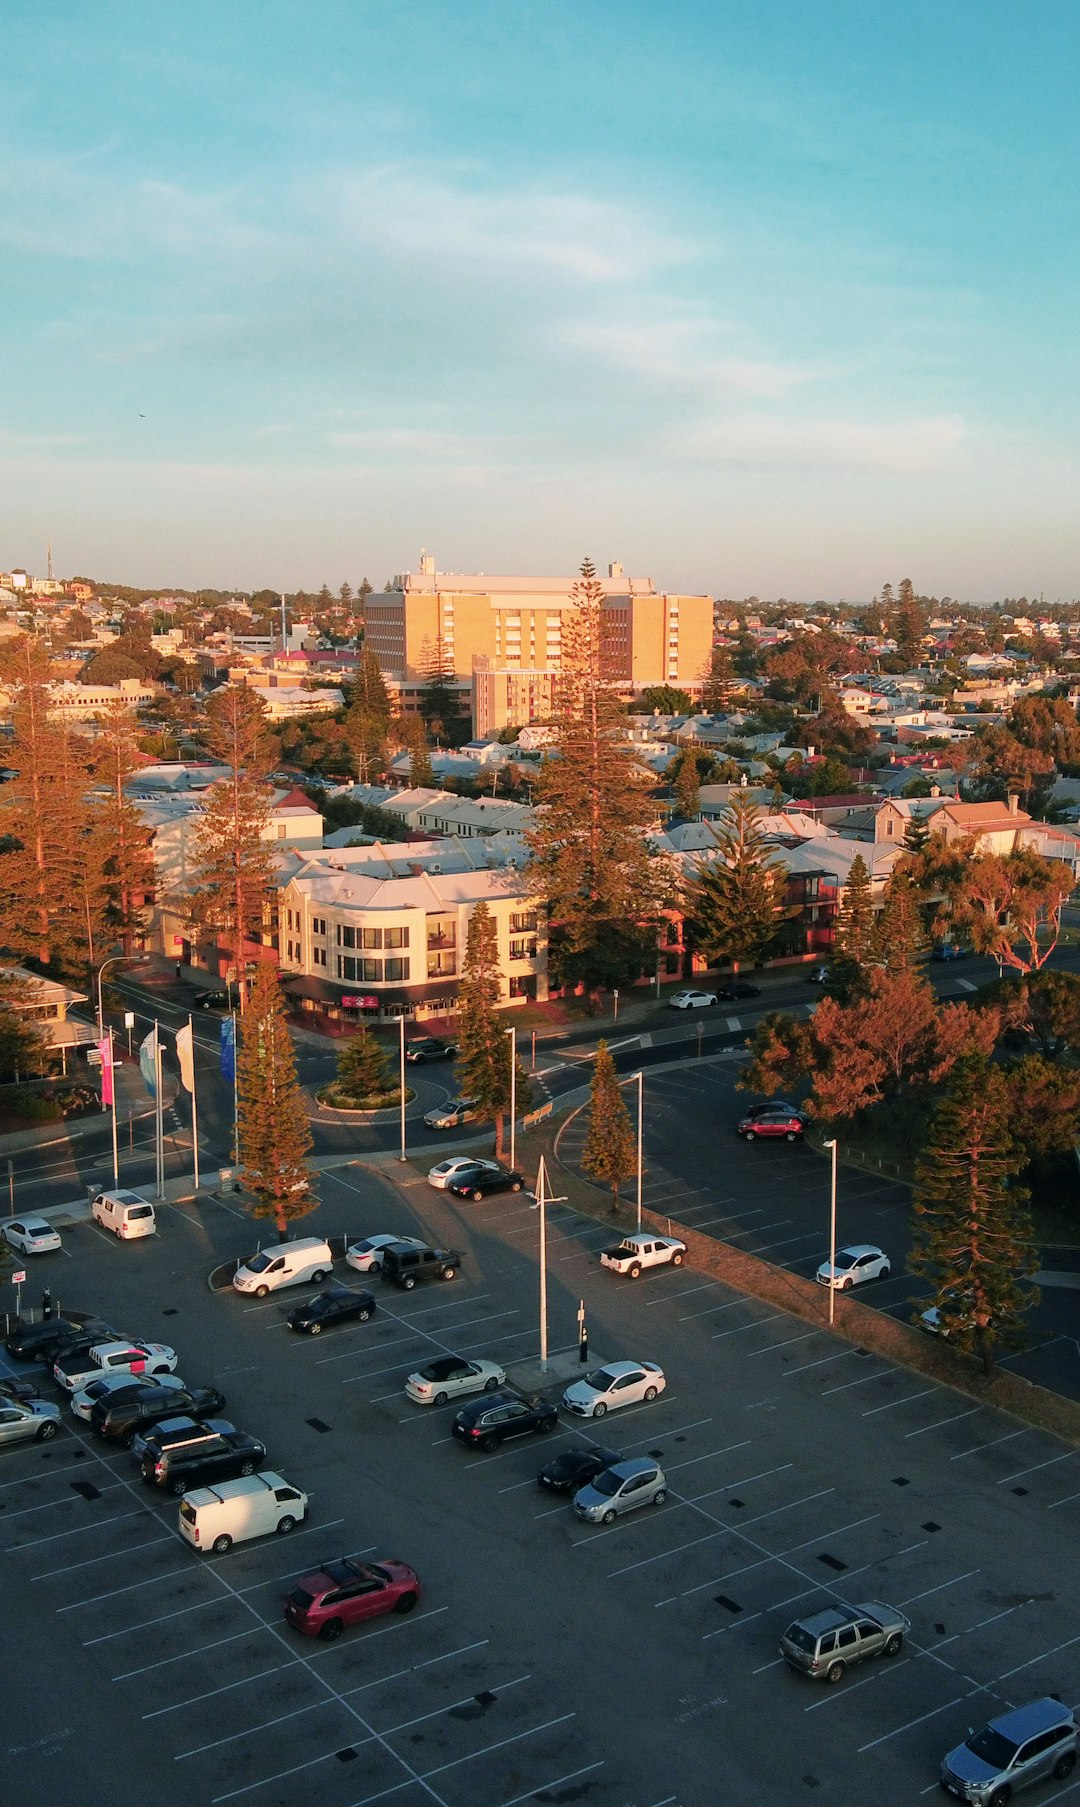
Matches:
[[91, 1189, 157, 1239], [178, 1471, 308, 1553], [231, 1236, 334, 1297]]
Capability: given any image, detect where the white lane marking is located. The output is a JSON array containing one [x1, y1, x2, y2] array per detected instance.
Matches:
[[713, 1313, 787, 1340], [858, 1693, 970, 1753], [784, 1348, 864, 1376], [997, 1630, 1080, 1679], [498, 1766, 604, 1807], [115, 1621, 263, 1680], [419, 1712, 577, 1782], [904, 1408, 981, 1438], [997, 1450, 1078, 1485], [896, 1570, 979, 1608], [7, 1505, 150, 1551], [34, 1533, 174, 1579], [58, 1518, 347, 1611], [863, 1388, 937, 1416], [748, 1330, 819, 1356]]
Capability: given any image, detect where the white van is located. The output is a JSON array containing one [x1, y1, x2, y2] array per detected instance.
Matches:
[[232, 1236, 334, 1297], [178, 1471, 308, 1553], [90, 1189, 157, 1239]]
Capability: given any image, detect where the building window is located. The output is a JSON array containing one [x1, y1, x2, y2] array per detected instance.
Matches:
[[384, 926, 409, 949], [427, 951, 456, 978], [509, 937, 537, 961], [337, 925, 357, 949], [313, 947, 327, 967], [509, 910, 538, 933], [361, 928, 382, 950], [508, 975, 536, 999], [384, 958, 409, 983], [338, 955, 355, 980], [312, 917, 326, 936]]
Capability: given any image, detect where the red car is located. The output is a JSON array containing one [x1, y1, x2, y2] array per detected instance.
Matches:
[[284, 1556, 420, 1641], [737, 1108, 805, 1142]]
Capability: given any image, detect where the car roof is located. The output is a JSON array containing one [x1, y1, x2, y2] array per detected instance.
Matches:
[[587, 1361, 647, 1381], [793, 1605, 861, 1636], [14, 1214, 53, 1229], [605, 1457, 660, 1481], [836, 1244, 883, 1260], [983, 1698, 1076, 1740]]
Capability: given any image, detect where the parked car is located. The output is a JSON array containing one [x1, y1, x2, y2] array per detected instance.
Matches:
[[130, 1415, 235, 1462], [452, 1390, 559, 1451], [142, 1430, 267, 1495], [91, 1382, 226, 1443], [3, 1216, 62, 1255], [405, 1037, 458, 1063], [345, 1233, 425, 1272], [5, 1316, 117, 1363], [71, 1372, 188, 1423], [197, 990, 233, 1011], [0, 1397, 61, 1447], [600, 1234, 686, 1278], [232, 1237, 334, 1297], [537, 1445, 621, 1494], [179, 1471, 306, 1553], [405, 1356, 505, 1406], [780, 1601, 910, 1682], [380, 1243, 462, 1290], [447, 1167, 524, 1201], [573, 1457, 668, 1524], [743, 1099, 802, 1120], [286, 1286, 376, 1335], [715, 981, 761, 1000], [284, 1557, 420, 1640], [53, 1339, 179, 1393], [932, 943, 969, 961], [0, 1374, 45, 1406], [668, 990, 717, 1010], [737, 1107, 805, 1141], [426, 1158, 499, 1191], [806, 965, 829, 984], [562, 1361, 666, 1419], [815, 1245, 891, 1290], [941, 1696, 1077, 1802], [423, 1097, 480, 1130]]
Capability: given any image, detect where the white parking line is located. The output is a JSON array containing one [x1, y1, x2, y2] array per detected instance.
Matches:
[[648, 1281, 722, 1303], [419, 1712, 576, 1783], [896, 1570, 979, 1608], [785, 1347, 865, 1376], [858, 1693, 970, 1752], [657, 1513, 883, 1609], [145, 1658, 294, 1720], [679, 1298, 750, 1321], [606, 1487, 833, 1579], [821, 1368, 889, 1395], [997, 1630, 1080, 1679], [1, 1481, 124, 1519], [712, 1313, 787, 1340], [115, 1621, 263, 1680], [997, 1450, 1078, 1485], [383, 1672, 529, 1736], [315, 1333, 418, 1365], [686, 1462, 795, 1506], [34, 1533, 175, 1580], [58, 1517, 347, 1611], [950, 1430, 1029, 1461], [905, 1407, 981, 1439], [664, 1439, 753, 1475], [499, 1765, 604, 1807], [748, 1330, 818, 1356], [7, 1504, 151, 1551], [863, 1388, 937, 1416]]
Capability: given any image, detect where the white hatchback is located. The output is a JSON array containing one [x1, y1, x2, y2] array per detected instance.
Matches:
[[426, 1158, 500, 1191], [816, 1245, 891, 1290], [562, 1360, 667, 1419], [345, 1234, 425, 1273]]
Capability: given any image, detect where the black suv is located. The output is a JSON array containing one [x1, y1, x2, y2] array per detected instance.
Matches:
[[130, 1415, 235, 1463], [380, 1243, 463, 1290], [141, 1430, 267, 1495], [452, 1390, 558, 1452], [92, 1383, 226, 1443], [404, 1037, 458, 1063], [286, 1286, 377, 1335], [5, 1316, 118, 1363]]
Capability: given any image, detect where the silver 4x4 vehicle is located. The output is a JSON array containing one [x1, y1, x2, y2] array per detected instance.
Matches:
[[780, 1601, 910, 1683], [941, 1697, 1078, 1803]]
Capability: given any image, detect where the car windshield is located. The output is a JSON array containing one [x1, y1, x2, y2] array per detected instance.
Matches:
[[784, 1624, 817, 1653], [287, 1587, 315, 1610], [244, 1252, 273, 1273], [966, 1728, 1019, 1768], [586, 1368, 618, 1391], [589, 1469, 622, 1497]]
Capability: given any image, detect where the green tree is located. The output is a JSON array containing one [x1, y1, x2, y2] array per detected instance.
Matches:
[[455, 902, 531, 1157], [683, 795, 782, 972], [891, 578, 925, 665], [902, 812, 931, 855], [93, 701, 155, 955], [419, 640, 467, 746], [330, 1028, 396, 1105], [237, 962, 314, 1237], [871, 869, 927, 973], [910, 1055, 1039, 1377], [0, 976, 52, 1082], [953, 847, 1073, 974], [700, 643, 737, 713], [188, 687, 276, 1008], [527, 559, 666, 995], [345, 650, 391, 781], [581, 1039, 637, 1214], [409, 742, 435, 788], [638, 684, 693, 715], [671, 750, 701, 820], [833, 853, 874, 963]]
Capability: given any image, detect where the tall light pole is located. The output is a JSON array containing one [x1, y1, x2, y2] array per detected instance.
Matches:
[[530, 1153, 567, 1372], [398, 1014, 407, 1163], [823, 1137, 838, 1327], [634, 1069, 643, 1230], [95, 951, 150, 1038], [506, 1024, 516, 1173]]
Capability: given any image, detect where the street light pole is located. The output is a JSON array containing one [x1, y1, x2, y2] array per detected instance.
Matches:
[[634, 1069, 643, 1230], [507, 1024, 516, 1174], [530, 1154, 567, 1373], [824, 1137, 838, 1327], [398, 1014, 407, 1163]]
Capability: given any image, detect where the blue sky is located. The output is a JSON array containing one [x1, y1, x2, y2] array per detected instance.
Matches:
[[3, 1, 1080, 599]]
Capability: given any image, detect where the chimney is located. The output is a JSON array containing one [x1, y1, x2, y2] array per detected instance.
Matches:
[[1007, 792, 1019, 815], [608, 560, 624, 579]]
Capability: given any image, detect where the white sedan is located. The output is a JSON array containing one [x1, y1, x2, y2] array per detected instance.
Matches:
[[427, 1157, 500, 1191], [405, 1355, 506, 1406], [3, 1215, 62, 1255], [668, 990, 717, 1010], [345, 1233, 425, 1273], [816, 1245, 891, 1290], [562, 1360, 667, 1419]]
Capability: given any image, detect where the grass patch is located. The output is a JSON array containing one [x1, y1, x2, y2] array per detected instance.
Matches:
[[317, 1083, 415, 1112]]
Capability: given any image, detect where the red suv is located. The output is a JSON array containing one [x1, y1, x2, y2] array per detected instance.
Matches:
[[737, 1108, 805, 1142], [284, 1556, 420, 1641]]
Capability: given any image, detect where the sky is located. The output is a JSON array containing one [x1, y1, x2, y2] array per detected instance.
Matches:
[[3, 1, 1080, 601]]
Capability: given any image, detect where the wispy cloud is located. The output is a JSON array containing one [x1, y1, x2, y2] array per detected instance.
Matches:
[[669, 412, 965, 473], [561, 316, 834, 399]]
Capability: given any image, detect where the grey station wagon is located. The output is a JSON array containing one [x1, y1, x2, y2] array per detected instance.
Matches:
[[780, 1600, 910, 1683], [940, 1696, 1077, 1803]]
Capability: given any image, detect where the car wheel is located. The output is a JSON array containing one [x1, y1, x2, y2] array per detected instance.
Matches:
[[602, 1509, 617, 1525], [484, 1376, 500, 1391], [537, 1417, 556, 1434], [510, 1181, 522, 1193], [394, 1592, 418, 1614], [879, 1265, 891, 1279], [310, 1270, 327, 1284], [671, 1252, 684, 1267], [988, 1789, 1012, 1807], [401, 1276, 416, 1290], [742, 1130, 756, 1141], [644, 1386, 658, 1402], [319, 1618, 344, 1642], [433, 1391, 448, 1408], [35, 1420, 58, 1441], [883, 1633, 903, 1657], [1054, 1753, 1076, 1781], [212, 1533, 233, 1554], [309, 1323, 322, 1335], [276, 1515, 297, 1535], [785, 1131, 797, 1142], [841, 1277, 854, 1291], [440, 1267, 457, 1282], [825, 1661, 845, 1684], [239, 1461, 255, 1476], [653, 1488, 668, 1506], [480, 1434, 499, 1453], [628, 1264, 642, 1279], [255, 1285, 270, 1299], [592, 1402, 607, 1418], [171, 1479, 187, 1496], [472, 1191, 484, 1202], [357, 1308, 371, 1322]]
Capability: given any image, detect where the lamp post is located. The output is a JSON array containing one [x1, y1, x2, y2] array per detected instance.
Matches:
[[506, 1024, 516, 1174], [96, 952, 150, 1036], [823, 1137, 838, 1327], [529, 1154, 567, 1371], [398, 1014, 407, 1163]]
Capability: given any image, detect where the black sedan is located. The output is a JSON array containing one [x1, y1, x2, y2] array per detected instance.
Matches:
[[537, 1446, 621, 1494], [5, 1316, 118, 1362], [452, 1390, 559, 1452], [448, 1167, 525, 1202], [286, 1286, 377, 1335], [405, 1037, 458, 1063], [715, 981, 762, 1001], [0, 1374, 45, 1405], [91, 1383, 226, 1443]]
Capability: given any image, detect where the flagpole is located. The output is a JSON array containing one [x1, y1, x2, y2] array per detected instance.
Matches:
[[188, 1013, 200, 1190], [154, 1018, 165, 1201], [109, 1028, 119, 1186]]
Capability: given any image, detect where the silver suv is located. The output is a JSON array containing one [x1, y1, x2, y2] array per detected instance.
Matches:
[[573, 1457, 667, 1524], [941, 1698, 1077, 1803], [780, 1601, 909, 1683]]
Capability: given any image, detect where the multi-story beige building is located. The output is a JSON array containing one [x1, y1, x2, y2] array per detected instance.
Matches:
[[365, 553, 713, 732]]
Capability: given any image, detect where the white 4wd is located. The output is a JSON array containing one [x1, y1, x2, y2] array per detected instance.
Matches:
[[53, 1340, 179, 1393], [600, 1234, 687, 1279]]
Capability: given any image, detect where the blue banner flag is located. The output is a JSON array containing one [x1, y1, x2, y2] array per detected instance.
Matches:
[[139, 1027, 158, 1097], [220, 1016, 236, 1084]]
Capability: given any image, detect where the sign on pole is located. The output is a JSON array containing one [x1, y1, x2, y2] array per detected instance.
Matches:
[[11, 1269, 26, 1285]]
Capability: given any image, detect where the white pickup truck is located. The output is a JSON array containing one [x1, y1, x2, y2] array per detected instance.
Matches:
[[599, 1234, 687, 1279], [53, 1340, 179, 1393]]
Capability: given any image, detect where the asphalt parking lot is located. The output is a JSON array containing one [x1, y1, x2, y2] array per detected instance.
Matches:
[[5, 1159, 1080, 1807]]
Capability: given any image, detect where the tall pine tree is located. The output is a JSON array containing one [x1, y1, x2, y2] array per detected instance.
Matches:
[[93, 701, 155, 955], [684, 795, 782, 973], [237, 961, 313, 1237], [455, 901, 530, 1157], [189, 686, 276, 1007], [910, 1055, 1039, 1376], [872, 868, 927, 973], [581, 1039, 637, 1215], [833, 853, 874, 964]]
